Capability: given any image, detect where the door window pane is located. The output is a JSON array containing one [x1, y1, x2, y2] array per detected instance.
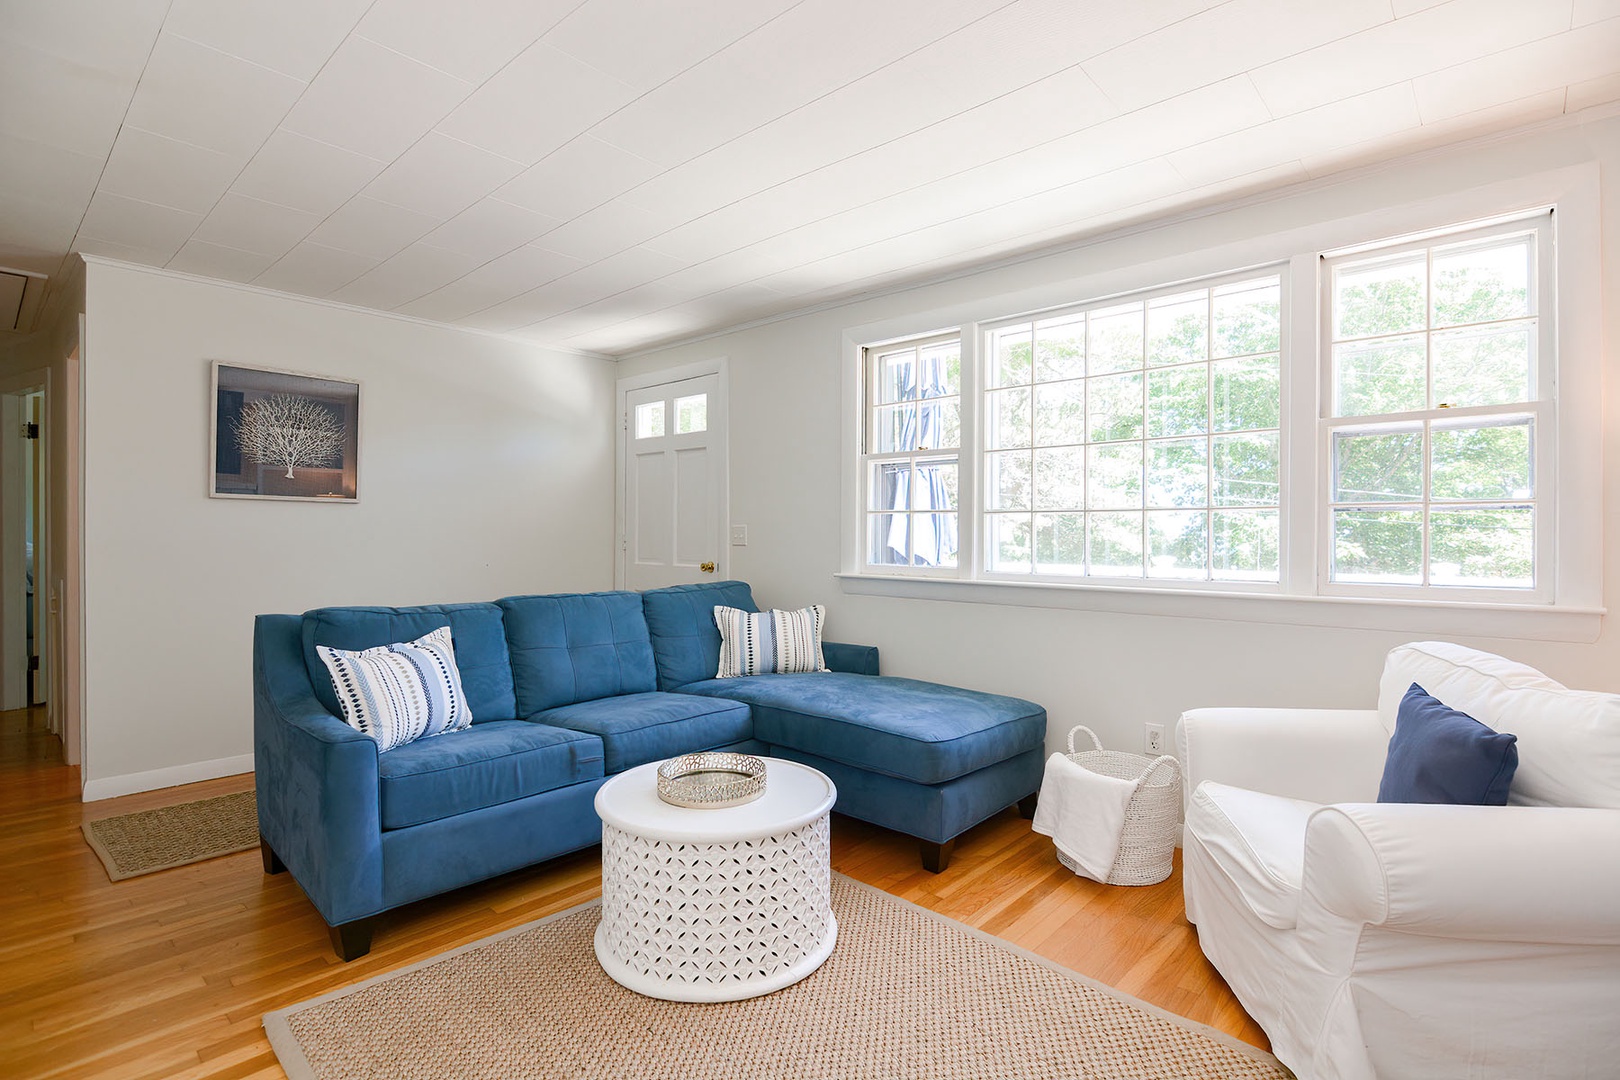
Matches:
[[634, 401, 664, 439], [674, 394, 707, 434]]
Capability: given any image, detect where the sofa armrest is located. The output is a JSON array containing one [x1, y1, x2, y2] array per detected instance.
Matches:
[[1177, 707, 1387, 806], [823, 641, 879, 676], [1304, 803, 1620, 945], [252, 614, 384, 926]]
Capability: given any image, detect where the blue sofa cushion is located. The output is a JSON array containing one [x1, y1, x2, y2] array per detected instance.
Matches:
[[498, 592, 657, 713], [641, 580, 758, 690], [303, 603, 517, 723], [377, 720, 604, 830], [535, 691, 753, 774], [680, 673, 1046, 786]]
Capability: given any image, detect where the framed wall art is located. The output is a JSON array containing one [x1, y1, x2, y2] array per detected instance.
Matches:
[[210, 362, 360, 501]]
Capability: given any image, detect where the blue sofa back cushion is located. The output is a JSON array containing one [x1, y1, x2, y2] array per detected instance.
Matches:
[[641, 580, 758, 690], [497, 592, 657, 713], [1379, 682, 1519, 805], [302, 603, 518, 723]]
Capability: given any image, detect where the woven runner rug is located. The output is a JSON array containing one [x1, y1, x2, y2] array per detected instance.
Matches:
[[82, 789, 258, 881], [266, 875, 1289, 1080]]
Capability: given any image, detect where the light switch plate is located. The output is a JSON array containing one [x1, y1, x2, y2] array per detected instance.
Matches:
[[730, 524, 748, 546]]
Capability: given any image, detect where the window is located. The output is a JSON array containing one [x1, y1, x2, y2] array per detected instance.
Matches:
[[861, 333, 961, 569], [636, 393, 709, 437], [1322, 216, 1549, 597], [850, 200, 1587, 625], [980, 273, 1282, 582]]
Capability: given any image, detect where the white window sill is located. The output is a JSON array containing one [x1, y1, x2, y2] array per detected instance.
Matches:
[[834, 573, 1603, 643]]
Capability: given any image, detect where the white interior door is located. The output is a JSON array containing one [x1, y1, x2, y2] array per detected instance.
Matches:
[[621, 373, 726, 591]]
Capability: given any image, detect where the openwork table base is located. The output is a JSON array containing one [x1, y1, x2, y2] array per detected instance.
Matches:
[[594, 760, 837, 1003]]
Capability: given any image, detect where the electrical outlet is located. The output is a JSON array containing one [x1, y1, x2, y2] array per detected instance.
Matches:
[[1145, 722, 1166, 755]]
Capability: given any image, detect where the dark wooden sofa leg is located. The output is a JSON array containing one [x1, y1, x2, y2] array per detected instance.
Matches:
[[920, 837, 956, 873], [260, 834, 286, 875], [328, 917, 376, 962], [1017, 793, 1039, 818]]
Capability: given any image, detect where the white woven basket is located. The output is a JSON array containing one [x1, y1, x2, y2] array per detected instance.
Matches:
[[1053, 725, 1182, 887]]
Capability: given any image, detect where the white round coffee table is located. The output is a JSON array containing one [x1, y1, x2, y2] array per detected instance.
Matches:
[[593, 757, 837, 1002]]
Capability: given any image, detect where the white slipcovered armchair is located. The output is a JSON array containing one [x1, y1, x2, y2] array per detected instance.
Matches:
[[1177, 641, 1620, 1080]]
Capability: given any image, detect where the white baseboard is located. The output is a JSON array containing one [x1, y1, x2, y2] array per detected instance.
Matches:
[[82, 753, 255, 803]]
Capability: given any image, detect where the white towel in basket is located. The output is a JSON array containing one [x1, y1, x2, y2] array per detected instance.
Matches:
[[1030, 752, 1139, 883]]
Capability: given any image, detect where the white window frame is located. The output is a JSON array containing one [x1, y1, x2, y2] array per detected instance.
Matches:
[[837, 164, 1603, 641], [1317, 213, 1555, 604], [973, 267, 1289, 592], [857, 330, 967, 579]]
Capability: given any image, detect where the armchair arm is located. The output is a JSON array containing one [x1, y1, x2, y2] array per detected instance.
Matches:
[[1177, 707, 1387, 806], [1304, 803, 1620, 945], [253, 614, 384, 926], [823, 641, 879, 676]]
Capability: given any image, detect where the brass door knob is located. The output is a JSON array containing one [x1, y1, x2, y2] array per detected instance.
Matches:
[[700, 562, 716, 573]]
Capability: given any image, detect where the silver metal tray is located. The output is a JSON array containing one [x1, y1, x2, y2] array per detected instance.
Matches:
[[656, 752, 767, 809]]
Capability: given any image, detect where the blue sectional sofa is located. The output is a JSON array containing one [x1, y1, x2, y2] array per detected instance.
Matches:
[[253, 580, 1046, 959]]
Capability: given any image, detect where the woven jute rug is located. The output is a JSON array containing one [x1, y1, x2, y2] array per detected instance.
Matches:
[[266, 875, 1289, 1080], [82, 789, 258, 881]]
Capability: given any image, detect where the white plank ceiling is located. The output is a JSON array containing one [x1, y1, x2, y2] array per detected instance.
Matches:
[[2, 0, 1617, 355]]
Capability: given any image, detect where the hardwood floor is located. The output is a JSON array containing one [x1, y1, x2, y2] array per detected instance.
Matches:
[[0, 706, 1264, 1079]]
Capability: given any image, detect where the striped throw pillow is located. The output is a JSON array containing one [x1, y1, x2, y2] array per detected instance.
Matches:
[[317, 626, 473, 752], [714, 604, 830, 678]]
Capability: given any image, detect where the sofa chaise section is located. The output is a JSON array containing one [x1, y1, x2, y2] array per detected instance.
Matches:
[[644, 581, 1046, 870]]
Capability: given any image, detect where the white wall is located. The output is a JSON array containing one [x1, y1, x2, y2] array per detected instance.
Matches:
[[618, 112, 1620, 759], [81, 263, 616, 798]]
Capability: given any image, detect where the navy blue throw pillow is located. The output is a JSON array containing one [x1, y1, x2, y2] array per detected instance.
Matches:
[[1378, 683, 1518, 805]]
